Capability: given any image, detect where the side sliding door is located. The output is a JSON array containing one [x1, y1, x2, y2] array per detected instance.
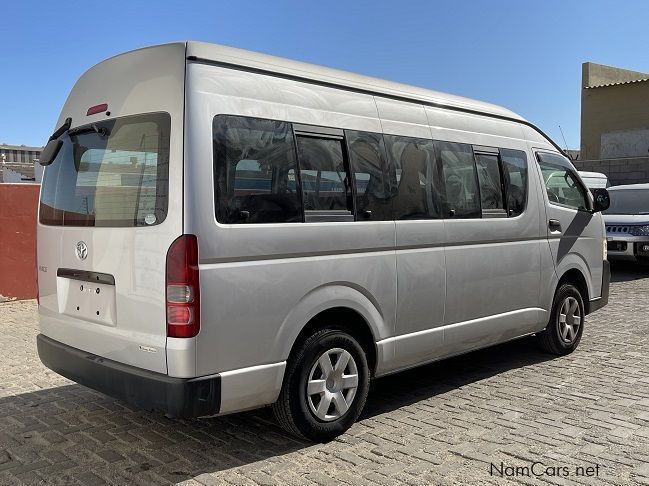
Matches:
[[441, 143, 543, 357]]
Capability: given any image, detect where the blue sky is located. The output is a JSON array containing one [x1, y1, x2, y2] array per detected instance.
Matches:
[[2, 0, 649, 149]]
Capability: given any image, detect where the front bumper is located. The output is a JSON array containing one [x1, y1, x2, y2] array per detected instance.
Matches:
[[37, 334, 220, 418], [606, 235, 649, 261], [589, 260, 610, 314]]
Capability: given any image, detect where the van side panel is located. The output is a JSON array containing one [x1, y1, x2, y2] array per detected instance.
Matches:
[[38, 44, 186, 374], [184, 63, 396, 381]]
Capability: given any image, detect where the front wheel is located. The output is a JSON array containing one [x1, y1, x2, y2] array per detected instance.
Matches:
[[537, 283, 585, 355], [272, 329, 370, 442]]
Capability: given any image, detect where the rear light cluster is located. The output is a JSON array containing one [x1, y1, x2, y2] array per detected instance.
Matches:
[[166, 235, 200, 338]]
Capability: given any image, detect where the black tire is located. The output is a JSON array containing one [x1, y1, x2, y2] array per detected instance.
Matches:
[[272, 329, 370, 442], [537, 283, 585, 355]]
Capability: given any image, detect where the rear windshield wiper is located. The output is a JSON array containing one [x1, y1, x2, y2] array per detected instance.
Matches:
[[68, 123, 110, 137], [48, 117, 72, 141]]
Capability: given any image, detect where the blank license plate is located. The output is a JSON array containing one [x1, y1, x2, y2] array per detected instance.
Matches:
[[56, 277, 117, 326]]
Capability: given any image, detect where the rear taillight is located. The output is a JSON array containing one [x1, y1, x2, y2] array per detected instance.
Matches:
[[166, 235, 200, 338]]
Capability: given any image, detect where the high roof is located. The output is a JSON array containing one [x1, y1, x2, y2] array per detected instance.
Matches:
[[185, 41, 525, 122]]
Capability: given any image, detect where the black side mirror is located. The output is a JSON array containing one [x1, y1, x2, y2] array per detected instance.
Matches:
[[39, 139, 63, 166], [591, 188, 610, 213]]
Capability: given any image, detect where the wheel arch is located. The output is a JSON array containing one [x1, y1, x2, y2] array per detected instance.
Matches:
[[556, 267, 591, 314], [292, 307, 378, 376], [274, 283, 389, 377]]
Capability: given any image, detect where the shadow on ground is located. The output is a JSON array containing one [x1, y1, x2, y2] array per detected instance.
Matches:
[[0, 336, 555, 484], [610, 260, 649, 283]]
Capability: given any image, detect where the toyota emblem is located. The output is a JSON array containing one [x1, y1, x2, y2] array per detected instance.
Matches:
[[76, 241, 88, 260]]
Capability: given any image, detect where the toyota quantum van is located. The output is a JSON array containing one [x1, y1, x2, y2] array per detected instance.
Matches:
[[36, 42, 611, 442]]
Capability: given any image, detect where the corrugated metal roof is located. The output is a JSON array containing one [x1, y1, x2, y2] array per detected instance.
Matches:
[[585, 77, 649, 89]]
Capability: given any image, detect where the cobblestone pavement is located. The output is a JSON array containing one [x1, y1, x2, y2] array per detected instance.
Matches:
[[1, 264, 648, 485]]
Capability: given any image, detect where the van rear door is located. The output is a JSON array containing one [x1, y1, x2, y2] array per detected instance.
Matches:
[[38, 113, 175, 373], [37, 44, 186, 375]]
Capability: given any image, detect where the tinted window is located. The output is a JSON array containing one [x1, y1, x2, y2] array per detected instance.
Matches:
[[475, 153, 505, 213], [500, 149, 528, 216], [537, 153, 588, 210], [40, 113, 170, 227], [384, 135, 441, 219], [437, 141, 480, 218], [296, 136, 351, 212], [213, 115, 302, 224], [346, 131, 391, 220]]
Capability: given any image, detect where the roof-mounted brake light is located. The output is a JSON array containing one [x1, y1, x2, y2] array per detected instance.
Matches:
[[87, 104, 108, 116]]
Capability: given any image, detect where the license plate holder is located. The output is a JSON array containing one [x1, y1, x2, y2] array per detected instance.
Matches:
[[56, 276, 117, 326]]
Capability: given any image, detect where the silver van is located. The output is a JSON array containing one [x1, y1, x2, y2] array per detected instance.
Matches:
[[36, 42, 611, 442]]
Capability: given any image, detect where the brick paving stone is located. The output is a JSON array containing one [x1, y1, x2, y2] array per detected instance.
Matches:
[[0, 264, 647, 484]]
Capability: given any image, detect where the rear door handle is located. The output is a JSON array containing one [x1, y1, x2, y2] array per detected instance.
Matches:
[[548, 219, 562, 232]]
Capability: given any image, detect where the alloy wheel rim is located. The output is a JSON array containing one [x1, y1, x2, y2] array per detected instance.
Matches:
[[558, 296, 581, 344], [306, 348, 359, 422]]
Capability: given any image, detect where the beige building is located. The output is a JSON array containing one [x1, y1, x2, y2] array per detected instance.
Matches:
[[581, 62, 649, 160], [0, 144, 43, 183]]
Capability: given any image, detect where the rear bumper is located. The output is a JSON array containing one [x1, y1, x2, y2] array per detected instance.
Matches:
[[589, 260, 610, 314], [37, 334, 220, 418]]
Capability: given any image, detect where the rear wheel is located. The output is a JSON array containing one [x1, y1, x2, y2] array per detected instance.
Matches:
[[272, 329, 370, 442], [537, 283, 585, 355]]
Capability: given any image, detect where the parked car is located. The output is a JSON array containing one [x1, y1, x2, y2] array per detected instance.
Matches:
[[579, 171, 610, 189], [604, 183, 649, 262], [35, 42, 611, 442]]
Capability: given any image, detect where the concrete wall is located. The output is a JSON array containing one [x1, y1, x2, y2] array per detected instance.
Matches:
[[601, 128, 649, 159], [573, 157, 649, 186], [0, 184, 39, 300], [581, 62, 649, 161], [581, 81, 649, 160]]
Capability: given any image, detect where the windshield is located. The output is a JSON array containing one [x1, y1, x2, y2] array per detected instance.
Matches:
[[604, 189, 649, 215], [39, 113, 170, 227]]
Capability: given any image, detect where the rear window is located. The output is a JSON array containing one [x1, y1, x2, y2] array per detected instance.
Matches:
[[39, 113, 170, 227], [213, 115, 302, 224]]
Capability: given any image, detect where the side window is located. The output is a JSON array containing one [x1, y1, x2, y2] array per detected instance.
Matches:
[[295, 135, 352, 215], [500, 149, 528, 217], [537, 153, 588, 210], [436, 141, 480, 219], [474, 152, 506, 216], [384, 134, 441, 219], [213, 115, 302, 224], [346, 131, 391, 220]]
